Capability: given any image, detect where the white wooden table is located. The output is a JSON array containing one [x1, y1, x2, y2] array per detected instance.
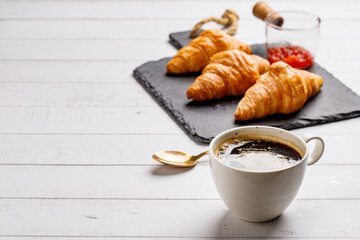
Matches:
[[0, 0, 359, 238]]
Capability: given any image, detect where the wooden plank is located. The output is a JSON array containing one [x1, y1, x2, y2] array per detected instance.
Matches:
[[0, 165, 358, 199], [0, 1, 359, 20], [0, 198, 359, 238], [0, 39, 357, 61], [0, 82, 358, 106], [0, 82, 157, 107], [290, 117, 360, 135], [0, 39, 176, 61], [0, 19, 263, 41], [0, 19, 357, 41], [0, 134, 357, 165], [0, 134, 207, 165], [0, 106, 358, 134], [0, 60, 143, 83], [0, 106, 183, 134]]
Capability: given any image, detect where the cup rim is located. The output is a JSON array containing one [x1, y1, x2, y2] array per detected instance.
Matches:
[[265, 10, 321, 31], [209, 126, 309, 174]]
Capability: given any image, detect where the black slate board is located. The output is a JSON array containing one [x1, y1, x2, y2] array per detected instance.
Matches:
[[133, 30, 360, 144]]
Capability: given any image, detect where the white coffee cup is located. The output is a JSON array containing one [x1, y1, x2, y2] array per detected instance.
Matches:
[[209, 126, 324, 222]]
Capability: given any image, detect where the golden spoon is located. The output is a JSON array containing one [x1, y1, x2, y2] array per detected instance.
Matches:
[[152, 150, 209, 167]]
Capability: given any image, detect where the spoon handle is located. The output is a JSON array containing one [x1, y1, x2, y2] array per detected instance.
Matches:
[[194, 151, 209, 159]]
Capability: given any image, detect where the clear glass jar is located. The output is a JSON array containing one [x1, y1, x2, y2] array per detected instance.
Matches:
[[265, 11, 321, 69]]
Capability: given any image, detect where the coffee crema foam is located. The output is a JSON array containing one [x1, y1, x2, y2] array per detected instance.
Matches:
[[215, 136, 302, 171]]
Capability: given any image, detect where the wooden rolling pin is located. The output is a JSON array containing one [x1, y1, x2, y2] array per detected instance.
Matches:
[[253, 2, 284, 27]]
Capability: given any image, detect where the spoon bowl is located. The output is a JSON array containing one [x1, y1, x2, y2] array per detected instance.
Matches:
[[152, 150, 209, 167]]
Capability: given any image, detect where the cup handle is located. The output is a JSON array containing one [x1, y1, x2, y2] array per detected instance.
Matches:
[[300, 133, 325, 166]]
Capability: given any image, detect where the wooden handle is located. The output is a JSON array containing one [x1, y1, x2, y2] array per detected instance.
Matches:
[[253, 2, 284, 27]]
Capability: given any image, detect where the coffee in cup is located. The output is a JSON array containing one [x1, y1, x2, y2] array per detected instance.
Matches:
[[215, 135, 302, 171], [209, 126, 324, 222]]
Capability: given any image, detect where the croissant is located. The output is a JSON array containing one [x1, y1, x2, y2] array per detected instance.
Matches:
[[186, 50, 270, 101], [167, 29, 252, 74], [234, 61, 323, 121]]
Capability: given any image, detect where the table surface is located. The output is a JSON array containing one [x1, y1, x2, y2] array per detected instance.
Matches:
[[0, 0, 359, 239]]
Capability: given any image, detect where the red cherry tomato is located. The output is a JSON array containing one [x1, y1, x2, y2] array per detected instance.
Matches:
[[267, 46, 314, 69]]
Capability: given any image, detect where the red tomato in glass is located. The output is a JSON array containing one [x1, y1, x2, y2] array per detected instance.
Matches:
[[267, 46, 314, 69]]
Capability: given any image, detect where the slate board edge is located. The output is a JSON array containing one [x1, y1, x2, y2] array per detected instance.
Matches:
[[169, 31, 188, 50], [133, 63, 211, 144], [168, 36, 182, 50], [169, 30, 198, 50]]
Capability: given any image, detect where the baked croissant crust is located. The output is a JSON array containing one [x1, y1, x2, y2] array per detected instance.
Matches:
[[186, 50, 270, 101], [167, 29, 252, 74], [234, 61, 323, 121]]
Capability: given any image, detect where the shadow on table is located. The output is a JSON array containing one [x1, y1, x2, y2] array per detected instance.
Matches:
[[216, 210, 294, 237], [151, 165, 195, 176]]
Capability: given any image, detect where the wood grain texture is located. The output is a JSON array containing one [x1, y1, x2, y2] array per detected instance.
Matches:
[[0, 165, 358, 199], [0, 61, 143, 83], [0, 19, 358, 41], [0, 1, 359, 20], [0, 199, 359, 238], [0, 82, 157, 107], [0, 106, 184, 134]]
